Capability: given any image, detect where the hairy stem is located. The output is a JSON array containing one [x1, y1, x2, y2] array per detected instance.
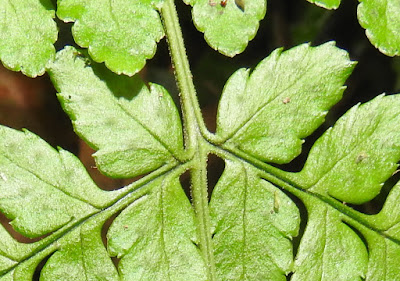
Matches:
[[190, 141, 217, 279], [160, 0, 216, 279], [160, 0, 203, 151]]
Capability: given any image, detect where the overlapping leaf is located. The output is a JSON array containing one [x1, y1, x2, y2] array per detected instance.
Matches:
[[0, 46, 193, 280], [184, 0, 266, 56], [40, 173, 206, 281], [0, 159, 204, 280], [48, 47, 184, 178], [290, 166, 400, 280], [0, 125, 123, 279], [356, 180, 400, 280], [0, 224, 28, 275], [41, 220, 120, 280], [0, 0, 57, 77], [57, 0, 165, 75]]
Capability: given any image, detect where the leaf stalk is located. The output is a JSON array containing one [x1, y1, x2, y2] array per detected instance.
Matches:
[[160, 0, 216, 279]]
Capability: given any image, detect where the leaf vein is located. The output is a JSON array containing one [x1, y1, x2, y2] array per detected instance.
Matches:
[[223, 50, 310, 143], [0, 154, 99, 210], [308, 107, 387, 191], [115, 99, 181, 162]]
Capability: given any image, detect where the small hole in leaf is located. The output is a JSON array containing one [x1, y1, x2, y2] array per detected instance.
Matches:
[[207, 154, 225, 201], [191, 239, 199, 248], [179, 170, 192, 203], [110, 256, 120, 269], [234, 0, 245, 11]]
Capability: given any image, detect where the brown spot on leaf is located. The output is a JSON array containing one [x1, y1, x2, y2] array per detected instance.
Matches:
[[356, 151, 368, 163]]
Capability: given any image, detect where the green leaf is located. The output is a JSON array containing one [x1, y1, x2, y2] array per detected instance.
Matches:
[[292, 198, 368, 280], [357, 0, 400, 56], [363, 232, 400, 280], [360, 182, 400, 280], [0, 226, 21, 275], [0, 0, 57, 77], [41, 219, 119, 280], [0, 125, 132, 279], [48, 47, 184, 178], [366, 181, 400, 231], [0, 126, 117, 237], [306, 0, 341, 9], [0, 127, 200, 279], [2, 0, 400, 274], [184, 0, 266, 56], [216, 42, 355, 164], [295, 95, 400, 204], [108, 175, 207, 280], [210, 160, 300, 280], [283, 94, 400, 279], [57, 0, 164, 75], [211, 42, 400, 280]]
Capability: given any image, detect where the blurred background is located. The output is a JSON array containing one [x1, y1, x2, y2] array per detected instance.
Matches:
[[1, 0, 399, 243]]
